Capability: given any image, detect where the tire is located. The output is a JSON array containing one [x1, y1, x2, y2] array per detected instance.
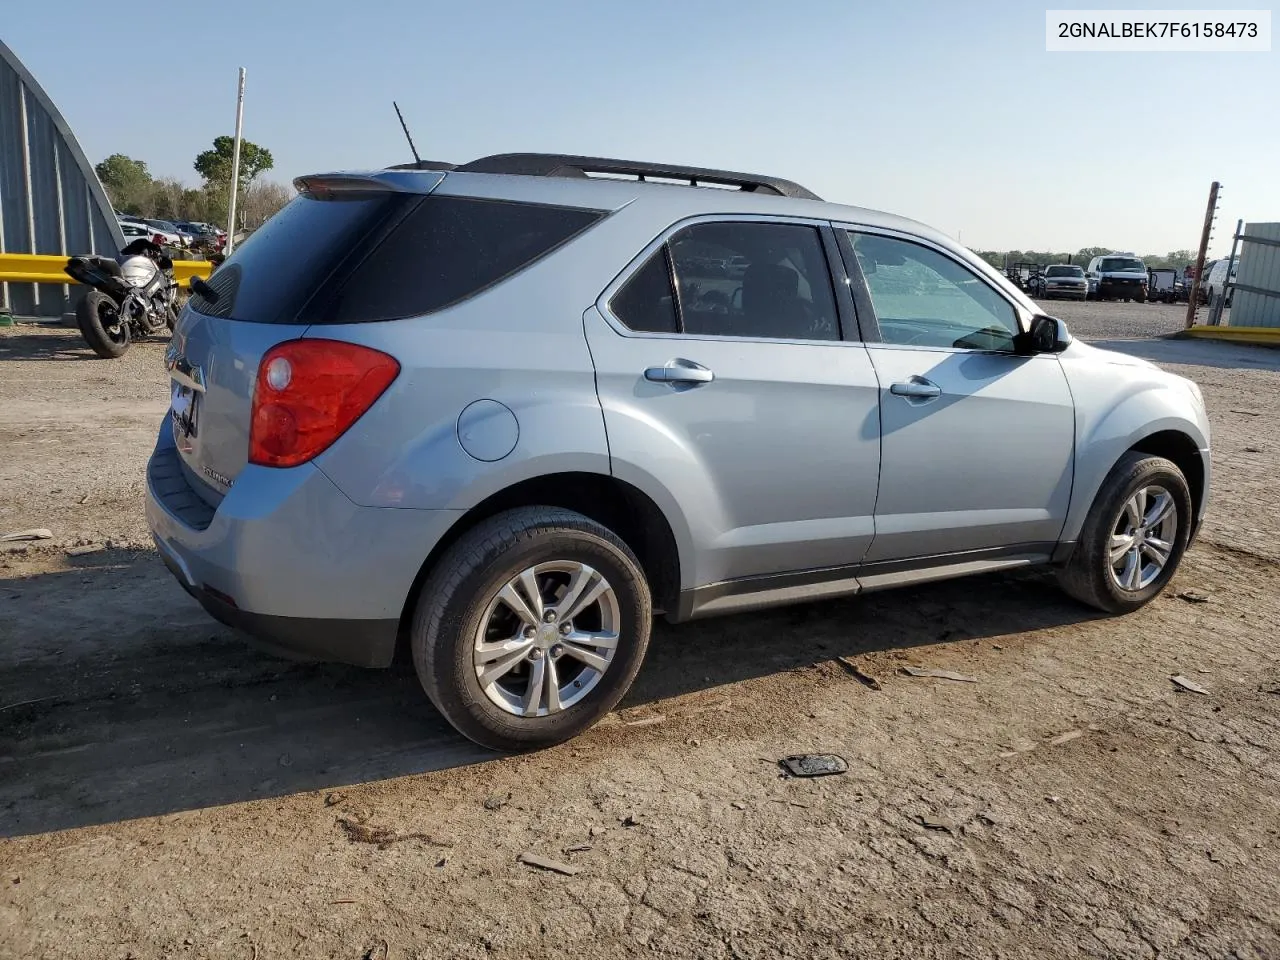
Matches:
[[411, 506, 652, 751], [76, 291, 131, 358], [1057, 452, 1192, 614]]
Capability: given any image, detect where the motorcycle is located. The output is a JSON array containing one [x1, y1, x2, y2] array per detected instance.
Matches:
[[63, 238, 179, 359]]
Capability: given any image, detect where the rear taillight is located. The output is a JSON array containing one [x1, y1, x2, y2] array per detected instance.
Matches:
[[248, 339, 399, 468]]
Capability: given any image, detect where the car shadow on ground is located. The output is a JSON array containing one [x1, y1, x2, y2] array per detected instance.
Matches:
[[0, 551, 1102, 837], [1087, 336, 1280, 373]]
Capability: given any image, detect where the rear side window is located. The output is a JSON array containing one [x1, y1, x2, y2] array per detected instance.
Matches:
[[608, 221, 839, 341], [610, 249, 679, 333], [312, 197, 604, 323], [190, 192, 604, 324]]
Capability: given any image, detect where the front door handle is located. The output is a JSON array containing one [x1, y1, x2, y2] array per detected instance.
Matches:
[[889, 376, 942, 400], [645, 358, 714, 386]]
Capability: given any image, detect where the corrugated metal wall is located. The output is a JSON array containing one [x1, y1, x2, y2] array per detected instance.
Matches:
[[0, 39, 123, 319], [1231, 222, 1280, 329]]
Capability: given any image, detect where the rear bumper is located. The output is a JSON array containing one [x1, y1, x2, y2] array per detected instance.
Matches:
[[146, 423, 461, 667]]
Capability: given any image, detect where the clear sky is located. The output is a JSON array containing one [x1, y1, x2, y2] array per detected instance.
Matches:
[[5, 0, 1275, 256]]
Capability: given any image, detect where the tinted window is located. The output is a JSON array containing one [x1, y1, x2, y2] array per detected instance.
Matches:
[[850, 233, 1019, 351], [1045, 265, 1083, 277], [667, 222, 838, 340], [611, 249, 678, 333], [189, 192, 404, 320], [313, 197, 604, 324]]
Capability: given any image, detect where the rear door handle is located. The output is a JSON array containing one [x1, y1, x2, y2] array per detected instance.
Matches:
[[889, 377, 941, 400], [645, 359, 714, 385]]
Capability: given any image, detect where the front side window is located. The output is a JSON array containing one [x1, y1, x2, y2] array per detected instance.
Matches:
[[849, 232, 1019, 351]]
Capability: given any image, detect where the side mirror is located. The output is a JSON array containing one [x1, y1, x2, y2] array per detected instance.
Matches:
[[1018, 314, 1072, 354]]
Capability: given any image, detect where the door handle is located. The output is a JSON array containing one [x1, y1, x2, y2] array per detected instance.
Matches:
[[889, 377, 942, 400], [644, 359, 714, 385]]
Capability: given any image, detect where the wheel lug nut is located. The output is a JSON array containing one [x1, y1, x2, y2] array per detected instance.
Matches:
[[523, 626, 536, 639], [544, 611, 557, 623], [528, 648, 543, 660], [560, 623, 572, 635], [550, 645, 563, 658]]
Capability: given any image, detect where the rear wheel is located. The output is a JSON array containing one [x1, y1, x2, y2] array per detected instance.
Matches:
[[411, 507, 652, 751], [76, 291, 130, 358], [1057, 452, 1192, 613]]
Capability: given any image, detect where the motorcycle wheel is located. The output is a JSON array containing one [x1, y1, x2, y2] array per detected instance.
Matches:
[[76, 291, 131, 359]]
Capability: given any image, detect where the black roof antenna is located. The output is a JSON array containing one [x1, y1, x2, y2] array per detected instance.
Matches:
[[393, 101, 422, 166]]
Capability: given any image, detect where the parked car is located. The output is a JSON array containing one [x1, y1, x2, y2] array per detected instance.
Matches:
[[1202, 257, 1238, 307], [142, 219, 191, 247], [1029, 264, 1088, 300], [149, 152, 1211, 751], [119, 218, 179, 248], [1087, 253, 1148, 302], [122, 218, 184, 248]]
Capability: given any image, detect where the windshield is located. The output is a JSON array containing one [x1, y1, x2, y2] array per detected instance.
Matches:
[[1099, 257, 1145, 273], [1045, 265, 1083, 278]]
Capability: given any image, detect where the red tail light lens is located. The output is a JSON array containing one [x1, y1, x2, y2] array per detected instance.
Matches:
[[249, 339, 399, 468]]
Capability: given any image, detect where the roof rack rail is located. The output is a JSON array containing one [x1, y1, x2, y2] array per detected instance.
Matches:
[[452, 153, 822, 201]]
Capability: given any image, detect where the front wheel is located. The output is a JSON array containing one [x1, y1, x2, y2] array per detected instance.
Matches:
[[411, 507, 652, 751], [1057, 452, 1192, 613], [76, 291, 130, 358]]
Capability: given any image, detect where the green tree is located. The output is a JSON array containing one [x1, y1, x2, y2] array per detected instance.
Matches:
[[94, 154, 152, 214], [194, 135, 274, 193]]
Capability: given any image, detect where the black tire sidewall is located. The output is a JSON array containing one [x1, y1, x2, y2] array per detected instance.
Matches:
[[414, 514, 651, 751], [77, 291, 130, 358], [1085, 456, 1192, 611]]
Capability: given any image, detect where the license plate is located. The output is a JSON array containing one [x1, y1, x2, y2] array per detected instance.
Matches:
[[170, 381, 199, 453]]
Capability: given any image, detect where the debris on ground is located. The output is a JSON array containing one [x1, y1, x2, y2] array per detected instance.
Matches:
[[1047, 730, 1084, 746], [836, 656, 883, 690], [1170, 675, 1210, 695], [562, 844, 592, 854], [730, 801, 747, 810], [361, 939, 389, 960], [0, 528, 53, 543], [1177, 591, 1211, 604], [779, 754, 848, 778], [912, 814, 953, 833], [323, 792, 345, 807], [65, 544, 104, 557], [482, 794, 510, 811], [619, 813, 640, 828], [622, 714, 666, 728], [1244, 446, 1262, 453], [336, 817, 452, 850], [901, 666, 979, 683], [517, 852, 581, 876]]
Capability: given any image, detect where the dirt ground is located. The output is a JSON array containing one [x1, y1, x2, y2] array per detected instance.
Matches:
[[2, 302, 1279, 960]]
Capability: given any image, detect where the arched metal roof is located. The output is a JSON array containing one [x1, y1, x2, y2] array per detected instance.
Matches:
[[0, 38, 124, 318]]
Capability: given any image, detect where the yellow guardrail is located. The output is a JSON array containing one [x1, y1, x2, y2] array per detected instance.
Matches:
[[0, 252, 213, 285], [1184, 324, 1280, 344]]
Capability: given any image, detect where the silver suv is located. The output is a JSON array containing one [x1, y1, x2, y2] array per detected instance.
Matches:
[[148, 153, 1211, 751]]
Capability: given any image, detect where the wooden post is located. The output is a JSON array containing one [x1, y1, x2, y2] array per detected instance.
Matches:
[[1185, 181, 1219, 329]]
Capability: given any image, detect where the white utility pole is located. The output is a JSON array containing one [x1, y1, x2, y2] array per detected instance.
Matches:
[[224, 67, 246, 255]]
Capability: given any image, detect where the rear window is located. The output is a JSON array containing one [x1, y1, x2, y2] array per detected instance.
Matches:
[[188, 192, 403, 321], [306, 196, 604, 324], [1045, 265, 1083, 277]]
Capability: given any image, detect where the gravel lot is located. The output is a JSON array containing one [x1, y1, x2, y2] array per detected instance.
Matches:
[[2, 304, 1279, 960]]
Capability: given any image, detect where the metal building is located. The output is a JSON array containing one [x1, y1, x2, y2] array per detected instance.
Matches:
[[1230, 222, 1280, 328], [0, 38, 123, 319]]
